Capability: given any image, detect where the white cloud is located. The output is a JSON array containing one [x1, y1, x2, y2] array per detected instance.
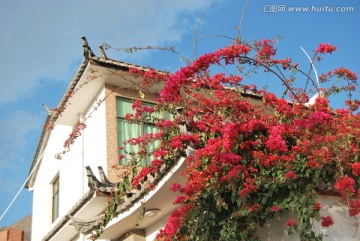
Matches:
[[0, 0, 212, 105]]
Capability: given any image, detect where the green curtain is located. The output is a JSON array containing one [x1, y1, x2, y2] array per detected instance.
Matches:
[[117, 119, 141, 165], [117, 98, 161, 166], [144, 123, 160, 166]]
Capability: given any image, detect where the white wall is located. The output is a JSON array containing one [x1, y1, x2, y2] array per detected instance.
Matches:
[[82, 87, 108, 187], [31, 124, 72, 241], [31, 87, 109, 241], [145, 214, 170, 241], [258, 195, 360, 241]]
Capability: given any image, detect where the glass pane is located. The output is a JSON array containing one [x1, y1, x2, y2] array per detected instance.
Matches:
[[144, 124, 160, 166], [117, 98, 133, 118], [142, 102, 159, 123], [118, 119, 141, 165], [116, 97, 170, 166], [52, 176, 59, 222]]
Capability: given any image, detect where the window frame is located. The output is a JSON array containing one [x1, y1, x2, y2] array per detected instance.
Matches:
[[51, 174, 60, 223], [116, 97, 161, 167]]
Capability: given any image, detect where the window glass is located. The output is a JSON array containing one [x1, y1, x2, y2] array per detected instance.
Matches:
[[52, 175, 60, 222], [117, 98, 159, 166]]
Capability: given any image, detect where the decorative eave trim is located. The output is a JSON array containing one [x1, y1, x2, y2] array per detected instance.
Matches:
[[86, 166, 118, 193], [41, 165, 119, 240], [69, 215, 104, 234], [69, 147, 194, 236]]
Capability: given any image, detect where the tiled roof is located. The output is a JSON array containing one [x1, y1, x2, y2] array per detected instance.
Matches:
[[25, 36, 154, 190], [69, 156, 180, 235], [0, 215, 32, 241], [41, 153, 183, 240]]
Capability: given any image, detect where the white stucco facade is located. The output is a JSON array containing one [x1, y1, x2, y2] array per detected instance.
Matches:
[[31, 124, 71, 241], [26, 38, 171, 241], [30, 86, 109, 241], [258, 195, 360, 241]]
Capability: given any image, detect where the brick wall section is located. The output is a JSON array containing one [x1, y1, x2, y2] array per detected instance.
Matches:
[[105, 83, 159, 182], [0, 229, 23, 241], [8, 230, 23, 241]]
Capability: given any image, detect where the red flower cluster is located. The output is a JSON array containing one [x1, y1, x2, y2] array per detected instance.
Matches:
[[334, 175, 356, 198], [271, 58, 292, 69], [156, 204, 193, 240], [349, 199, 360, 217], [352, 163, 360, 176], [314, 201, 321, 211], [285, 171, 297, 180], [321, 216, 334, 227], [239, 178, 257, 198], [159, 43, 251, 103], [345, 100, 360, 111], [255, 39, 276, 62], [316, 43, 337, 54], [286, 218, 296, 227], [170, 183, 182, 192], [272, 205, 280, 212], [266, 126, 288, 152], [63, 122, 86, 149], [333, 67, 358, 81], [129, 68, 168, 87], [249, 203, 261, 212]]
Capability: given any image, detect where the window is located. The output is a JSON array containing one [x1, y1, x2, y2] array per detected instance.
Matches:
[[117, 97, 162, 166], [51, 175, 60, 222]]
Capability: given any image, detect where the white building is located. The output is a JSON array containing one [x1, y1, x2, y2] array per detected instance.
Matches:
[[25, 37, 185, 241], [26, 37, 360, 241]]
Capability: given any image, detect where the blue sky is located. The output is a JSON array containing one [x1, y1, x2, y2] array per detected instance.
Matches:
[[0, 0, 359, 227]]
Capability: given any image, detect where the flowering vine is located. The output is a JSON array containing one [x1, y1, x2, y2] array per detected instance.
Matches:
[[93, 40, 359, 241]]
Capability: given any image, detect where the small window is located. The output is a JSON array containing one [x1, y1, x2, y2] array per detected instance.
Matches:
[[51, 175, 60, 222], [117, 97, 166, 166]]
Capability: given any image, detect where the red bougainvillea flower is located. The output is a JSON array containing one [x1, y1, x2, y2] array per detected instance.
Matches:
[[153, 150, 169, 158], [352, 163, 360, 177], [314, 201, 321, 211], [345, 100, 360, 112], [272, 205, 280, 212], [118, 154, 125, 161], [255, 39, 276, 62], [285, 171, 297, 180], [158, 204, 193, 239], [249, 203, 261, 212], [333, 67, 358, 81], [239, 187, 251, 198], [334, 175, 356, 198], [170, 183, 182, 192], [349, 200, 360, 217], [321, 216, 334, 227], [316, 43, 337, 54], [286, 218, 296, 227], [266, 126, 288, 152]]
